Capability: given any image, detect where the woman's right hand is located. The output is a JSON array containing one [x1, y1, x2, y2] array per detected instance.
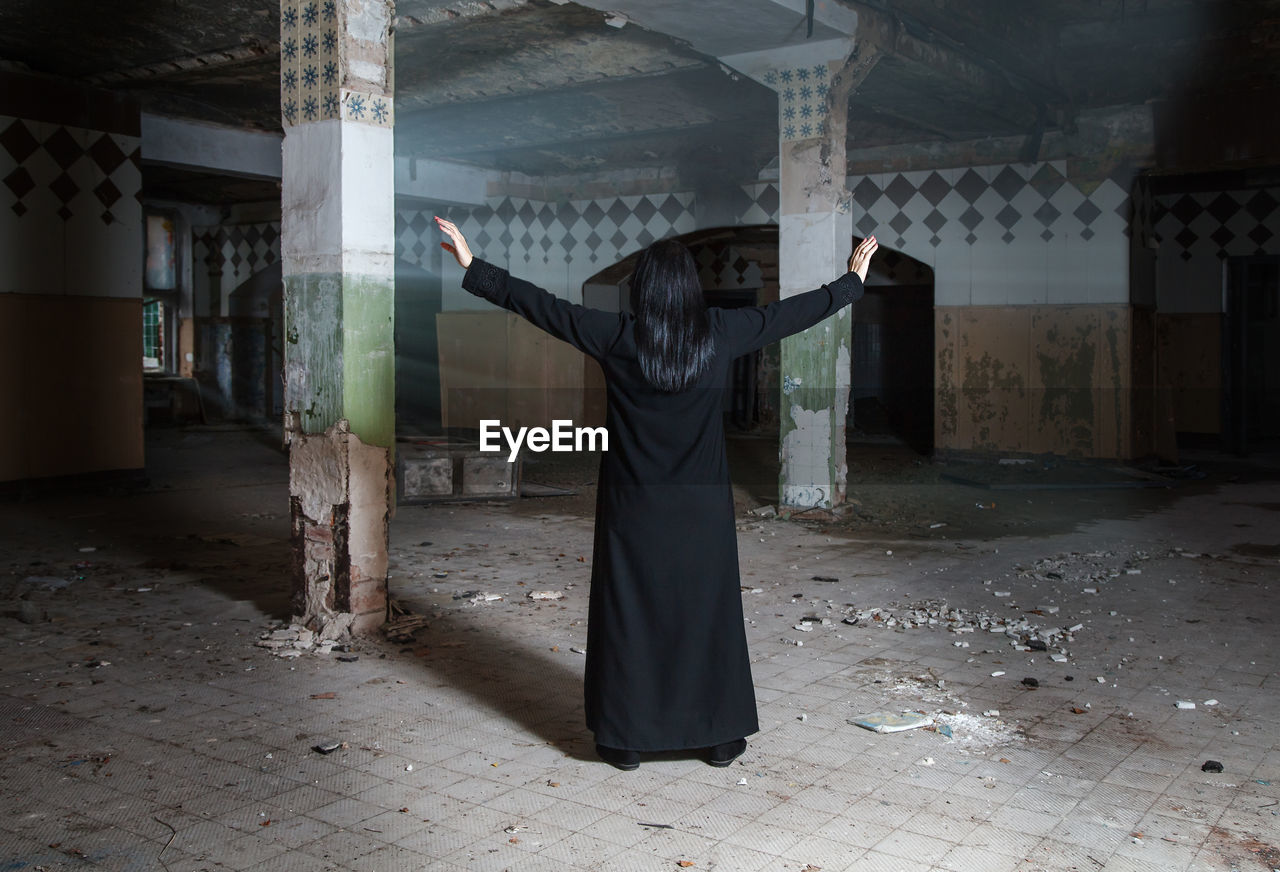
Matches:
[[848, 235, 878, 283], [435, 216, 474, 269]]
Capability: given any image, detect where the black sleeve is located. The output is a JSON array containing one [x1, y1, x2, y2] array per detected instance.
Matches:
[[461, 258, 623, 359], [718, 273, 865, 356]]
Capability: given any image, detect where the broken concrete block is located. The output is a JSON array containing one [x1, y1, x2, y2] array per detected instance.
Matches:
[[461, 455, 517, 497], [401, 452, 453, 498]]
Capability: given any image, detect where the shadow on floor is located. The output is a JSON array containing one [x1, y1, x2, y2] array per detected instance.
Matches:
[[379, 593, 599, 761]]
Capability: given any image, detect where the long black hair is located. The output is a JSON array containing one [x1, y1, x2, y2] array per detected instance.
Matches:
[[629, 239, 714, 392]]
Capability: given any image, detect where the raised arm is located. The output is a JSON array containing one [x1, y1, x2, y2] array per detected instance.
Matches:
[[719, 235, 877, 356], [437, 216, 621, 358]]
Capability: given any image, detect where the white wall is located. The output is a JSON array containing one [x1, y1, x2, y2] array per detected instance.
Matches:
[[846, 161, 1132, 308]]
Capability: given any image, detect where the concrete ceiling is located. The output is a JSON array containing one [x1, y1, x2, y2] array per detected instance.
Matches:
[[1, 0, 1276, 198]]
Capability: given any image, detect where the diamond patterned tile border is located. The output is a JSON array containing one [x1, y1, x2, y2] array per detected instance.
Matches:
[[1, 115, 140, 224], [386, 161, 1273, 282], [0, 119, 40, 164], [1155, 185, 1280, 262], [395, 193, 698, 272], [193, 221, 283, 302], [43, 127, 83, 170]]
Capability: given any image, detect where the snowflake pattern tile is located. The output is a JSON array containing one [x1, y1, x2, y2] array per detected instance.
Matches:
[[772, 63, 830, 142], [281, 0, 388, 127], [341, 90, 394, 128]]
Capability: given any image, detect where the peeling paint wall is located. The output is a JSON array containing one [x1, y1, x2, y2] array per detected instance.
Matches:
[[935, 305, 1135, 458], [284, 272, 345, 431]]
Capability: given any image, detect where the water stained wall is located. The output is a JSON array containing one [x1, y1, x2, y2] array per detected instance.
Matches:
[[936, 304, 1135, 458]]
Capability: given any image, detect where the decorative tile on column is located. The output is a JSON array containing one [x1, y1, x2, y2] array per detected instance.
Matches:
[[299, 0, 322, 123], [765, 63, 831, 142], [281, 0, 301, 125], [282, 0, 344, 125], [341, 90, 393, 127]]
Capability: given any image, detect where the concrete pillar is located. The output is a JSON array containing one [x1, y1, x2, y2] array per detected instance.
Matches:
[[766, 41, 881, 509], [279, 0, 396, 636]]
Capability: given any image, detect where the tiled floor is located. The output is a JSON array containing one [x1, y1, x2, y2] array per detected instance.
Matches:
[[1, 427, 1277, 871]]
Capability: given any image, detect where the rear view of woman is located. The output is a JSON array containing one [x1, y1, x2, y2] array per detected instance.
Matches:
[[437, 216, 877, 770]]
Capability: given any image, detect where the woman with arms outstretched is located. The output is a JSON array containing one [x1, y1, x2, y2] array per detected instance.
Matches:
[[437, 215, 877, 770]]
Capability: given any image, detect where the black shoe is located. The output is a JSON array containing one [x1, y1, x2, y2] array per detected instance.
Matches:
[[704, 738, 747, 767], [596, 744, 640, 771]]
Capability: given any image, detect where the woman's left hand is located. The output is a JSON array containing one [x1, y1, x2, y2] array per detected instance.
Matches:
[[435, 216, 474, 269]]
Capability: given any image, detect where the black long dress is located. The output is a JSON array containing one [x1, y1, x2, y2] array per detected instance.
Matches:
[[462, 259, 865, 751]]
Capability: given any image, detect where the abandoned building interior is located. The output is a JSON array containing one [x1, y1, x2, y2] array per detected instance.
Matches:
[[1, 0, 1278, 870]]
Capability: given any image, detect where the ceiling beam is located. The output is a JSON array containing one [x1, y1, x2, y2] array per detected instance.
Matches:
[[85, 42, 275, 86]]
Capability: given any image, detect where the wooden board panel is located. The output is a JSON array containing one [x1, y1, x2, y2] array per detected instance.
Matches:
[[0, 294, 143, 481], [1157, 312, 1222, 434], [506, 314, 548, 432], [436, 311, 509, 430]]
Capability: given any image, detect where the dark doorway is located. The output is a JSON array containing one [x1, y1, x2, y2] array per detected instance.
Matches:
[[1225, 255, 1280, 454], [852, 250, 935, 454]]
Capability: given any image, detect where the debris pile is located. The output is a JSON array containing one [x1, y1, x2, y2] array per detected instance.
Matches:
[[255, 623, 361, 658], [1016, 549, 1152, 590], [837, 599, 1082, 659]]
